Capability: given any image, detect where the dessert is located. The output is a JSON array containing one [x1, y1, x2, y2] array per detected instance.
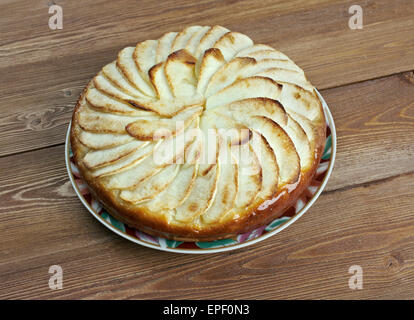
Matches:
[[70, 25, 326, 241]]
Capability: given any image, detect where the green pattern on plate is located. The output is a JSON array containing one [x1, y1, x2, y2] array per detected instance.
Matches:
[[322, 135, 332, 160], [265, 217, 291, 232], [101, 211, 126, 233], [166, 240, 184, 248], [196, 238, 238, 249]]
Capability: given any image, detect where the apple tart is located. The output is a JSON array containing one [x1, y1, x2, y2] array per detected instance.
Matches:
[[71, 25, 326, 241]]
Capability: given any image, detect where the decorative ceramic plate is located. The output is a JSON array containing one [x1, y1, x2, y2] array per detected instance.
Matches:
[[66, 90, 336, 254]]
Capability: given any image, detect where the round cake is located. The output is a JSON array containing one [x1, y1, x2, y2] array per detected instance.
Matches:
[[71, 25, 326, 241]]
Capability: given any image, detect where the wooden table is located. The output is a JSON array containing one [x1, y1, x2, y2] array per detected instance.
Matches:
[[1, 0, 414, 300]]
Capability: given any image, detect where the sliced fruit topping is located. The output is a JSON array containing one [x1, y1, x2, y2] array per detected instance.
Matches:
[[133, 40, 158, 80], [83, 140, 148, 169], [171, 26, 204, 52], [120, 164, 180, 204], [102, 62, 146, 98], [148, 62, 174, 100], [205, 76, 282, 110], [231, 142, 262, 208], [194, 25, 230, 62], [278, 83, 324, 123], [215, 98, 313, 170], [184, 26, 211, 55], [93, 73, 143, 104], [249, 131, 279, 200], [165, 49, 199, 98], [202, 141, 238, 224], [155, 32, 178, 63], [256, 68, 313, 92], [204, 57, 256, 97], [243, 116, 300, 186], [104, 119, 197, 189], [85, 87, 152, 116], [117, 47, 156, 97], [213, 31, 253, 61], [235, 44, 279, 58], [239, 49, 291, 62], [77, 131, 135, 150], [77, 104, 145, 134], [143, 163, 198, 211], [196, 48, 226, 94], [126, 106, 202, 140], [174, 162, 220, 223], [90, 142, 158, 178]]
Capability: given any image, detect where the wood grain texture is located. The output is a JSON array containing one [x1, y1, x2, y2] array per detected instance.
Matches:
[[324, 71, 414, 191], [0, 0, 414, 156], [0, 72, 413, 299]]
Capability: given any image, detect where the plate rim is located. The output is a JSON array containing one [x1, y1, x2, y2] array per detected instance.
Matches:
[[65, 89, 336, 254]]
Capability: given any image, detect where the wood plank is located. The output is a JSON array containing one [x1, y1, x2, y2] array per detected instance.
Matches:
[[324, 71, 414, 191], [0, 0, 414, 156], [0, 143, 413, 299]]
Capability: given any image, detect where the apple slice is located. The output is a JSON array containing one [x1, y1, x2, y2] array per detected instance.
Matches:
[[204, 58, 303, 97], [184, 26, 210, 55], [205, 76, 282, 110], [148, 62, 174, 100], [254, 58, 303, 74], [77, 130, 135, 150], [126, 106, 202, 140], [288, 111, 325, 155], [85, 87, 153, 116], [236, 44, 278, 57], [95, 71, 198, 116], [90, 141, 158, 178], [245, 116, 300, 186], [278, 83, 325, 123], [77, 104, 143, 134], [194, 25, 230, 62], [165, 49, 198, 98], [104, 119, 197, 189], [116, 47, 155, 97], [102, 62, 146, 98], [242, 49, 292, 62], [202, 111, 251, 146], [94, 73, 178, 116], [215, 98, 313, 171], [120, 164, 180, 204], [256, 68, 314, 92], [184, 134, 202, 165], [197, 123, 220, 176], [244, 49, 303, 70], [196, 48, 226, 95], [174, 162, 220, 223], [171, 26, 203, 52], [213, 32, 253, 61], [155, 31, 178, 63], [213, 97, 287, 126], [231, 142, 262, 208], [103, 154, 163, 190], [93, 73, 143, 104], [83, 140, 148, 169], [133, 39, 158, 81], [143, 163, 198, 212], [249, 131, 279, 200], [204, 57, 256, 97], [201, 142, 238, 224]]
